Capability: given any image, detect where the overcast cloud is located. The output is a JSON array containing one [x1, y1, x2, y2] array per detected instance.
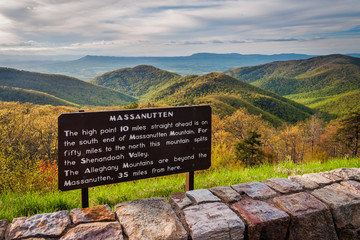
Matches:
[[0, 0, 359, 56]]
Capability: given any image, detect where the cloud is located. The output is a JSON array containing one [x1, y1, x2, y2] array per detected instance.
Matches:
[[0, 0, 359, 55], [0, 40, 38, 47]]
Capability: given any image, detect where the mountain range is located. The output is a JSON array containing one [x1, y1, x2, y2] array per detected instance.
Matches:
[[0, 53, 315, 80], [225, 54, 360, 118], [91, 65, 315, 126], [0, 54, 359, 125]]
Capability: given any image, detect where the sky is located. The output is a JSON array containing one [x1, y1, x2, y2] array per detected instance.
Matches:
[[0, 0, 359, 57]]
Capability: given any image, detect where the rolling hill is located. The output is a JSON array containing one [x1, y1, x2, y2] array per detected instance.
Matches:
[[0, 64, 316, 126], [89, 65, 315, 125], [0, 86, 80, 107], [147, 72, 315, 125], [225, 54, 360, 117], [90, 65, 180, 100], [0, 67, 136, 107]]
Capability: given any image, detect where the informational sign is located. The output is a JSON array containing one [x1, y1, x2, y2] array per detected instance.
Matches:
[[58, 105, 211, 191]]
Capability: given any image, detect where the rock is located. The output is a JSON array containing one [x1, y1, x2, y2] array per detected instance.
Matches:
[[231, 181, 277, 200], [331, 168, 360, 181], [311, 183, 360, 229], [232, 199, 289, 240], [115, 197, 187, 240], [183, 202, 245, 240], [169, 192, 193, 219], [60, 222, 123, 240], [330, 168, 360, 181], [273, 192, 338, 240], [0, 220, 8, 240], [186, 189, 221, 204], [169, 192, 193, 226], [288, 175, 319, 190], [327, 182, 360, 196], [302, 173, 332, 186], [169, 192, 192, 210], [70, 205, 116, 225], [319, 171, 343, 182], [341, 180, 360, 196], [263, 178, 303, 194], [338, 228, 360, 240], [209, 186, 242, 204], [16, 238, 52, 240], [8, 210, 70, 240]]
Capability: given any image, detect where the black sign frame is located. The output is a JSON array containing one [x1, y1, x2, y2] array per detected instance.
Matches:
[[58, 105, 211, 191]]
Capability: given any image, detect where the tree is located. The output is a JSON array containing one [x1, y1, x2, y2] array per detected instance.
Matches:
[[235, 131, 265, 167], [277, 124, 302, 163], [335, 110, 360, 157], [298, 114, 325, 161], [225, 108, 264, 141]]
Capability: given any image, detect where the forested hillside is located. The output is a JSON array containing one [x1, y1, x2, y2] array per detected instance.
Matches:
[[0, 67, 136, 106], [225, 54, 360, 117], [0, 86, 79, 107], [148, 72, 315, 125], [1, 54, 358, 123], [90, 65, 180, 99]]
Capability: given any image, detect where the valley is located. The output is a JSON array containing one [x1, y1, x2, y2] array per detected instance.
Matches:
[[0, 53, 359, 122]]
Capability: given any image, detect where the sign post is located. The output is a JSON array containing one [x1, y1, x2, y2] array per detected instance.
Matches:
[[186, 171, 194, 191], [58, 105, 211, 202]]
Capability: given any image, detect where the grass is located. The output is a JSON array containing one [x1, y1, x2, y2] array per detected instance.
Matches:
[[1, 157, 359, 222]]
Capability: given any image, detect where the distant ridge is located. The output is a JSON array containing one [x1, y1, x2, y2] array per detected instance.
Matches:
[[225, 54, 360, 118], [11, 53, 315, 80], [0, 67, 136, 107]]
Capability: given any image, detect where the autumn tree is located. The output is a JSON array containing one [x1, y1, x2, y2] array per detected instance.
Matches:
[[224, 108, 274, 142], [335, 110, 360, 157], [297, 115, 326, 161], [319, 122, 340, 159], [277, 124, 303, 163]]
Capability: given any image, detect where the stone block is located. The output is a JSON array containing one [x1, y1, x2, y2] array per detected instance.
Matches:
[[60, 222, 123, 240], [288, 175, 319, 189], [341, 180, 360, 196], [16, 238, 52, 240], [209, 186, 242, 204], [312, 183, 360, 229], [169, 192, 193, 219], [186, 189, 221, 204], [331, 168, 360, 181], [263, 178, 303, 194], [231, 181, 277, 200], [338, 228, 360, 240], [70, 204, 116, 225], [115, 197, 187, 240], [169, 192, 193, 226], [8, 210, 70, 240], [0, 220, 8, 240], [183, 202, 245, 240], [320, 171, 343, 182], [232, 199, 289, 240], [273, 192, 338, 240], [302, 173, 332, 186]]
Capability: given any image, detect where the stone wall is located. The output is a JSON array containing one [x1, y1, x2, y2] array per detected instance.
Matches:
[[1, 167, 360, 240]]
